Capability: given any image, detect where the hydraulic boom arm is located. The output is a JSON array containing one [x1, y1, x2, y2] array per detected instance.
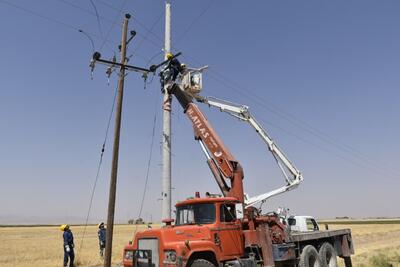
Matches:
[[199, 97, 304, 208], [169, 85, 245, 203]]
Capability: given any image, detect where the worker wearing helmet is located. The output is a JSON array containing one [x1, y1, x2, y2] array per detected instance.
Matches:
[[98, 222, 106, 257], [60, 224, 75, 267], [160, 52, 183, 90], [166, 52, 174, 60], [180, 63, 187, 74]]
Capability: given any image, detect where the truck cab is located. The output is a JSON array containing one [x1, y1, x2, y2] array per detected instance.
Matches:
[[287, 216, 319, 232], [123, 195, 244, 267]]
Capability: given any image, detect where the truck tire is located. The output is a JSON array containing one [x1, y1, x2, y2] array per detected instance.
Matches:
[[299, 245, 321, 267], [190, 259, 215, 267], [319, 242, 338, 267]]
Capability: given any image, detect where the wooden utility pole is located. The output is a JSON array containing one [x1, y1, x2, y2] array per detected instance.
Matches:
[[104, 13, 130, 267]]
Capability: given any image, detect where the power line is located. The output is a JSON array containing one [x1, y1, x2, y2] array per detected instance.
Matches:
[[138, 102, 158, 219], [78, 85, 118, 255], [94, 0, 164, 51], [7, 0, 395, 179], [1, 0, 77, 31], [96, 0, 121, 13], [205, 70, 400, 178], [0, 0, 117, 49], [183, 53, 400, 178], [175, 0, 215, 44], [57, 0, 120, 52], [99, 0, 128, 50], [255, 117, 397, 179], [59, 0, 163, 56], [126, 10, 164, 63], [78, 29, 95, 52], [89, 0, 104, 38], [58, 0, 116, 25], [103, 7, 399, 179], [132, 11, 164, 54]]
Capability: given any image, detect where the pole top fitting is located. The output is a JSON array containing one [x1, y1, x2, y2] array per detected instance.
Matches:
[[92, 51, 101, 60], [125, 13, 131, 19]]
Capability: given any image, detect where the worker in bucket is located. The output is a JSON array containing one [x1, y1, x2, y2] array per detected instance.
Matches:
[[160, 52, 183, 90], [179, 63, 187, 75], [60, 224, 75, 267], [98, 222, 107, 258]]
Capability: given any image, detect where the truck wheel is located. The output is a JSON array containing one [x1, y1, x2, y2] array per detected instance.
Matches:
[[319, 242, 338, 267], [299, 245, 321, 267], [190, 259, 215, 267]]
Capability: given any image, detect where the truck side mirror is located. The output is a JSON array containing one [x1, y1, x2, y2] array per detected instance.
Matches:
[[235, 203, 244, 220]]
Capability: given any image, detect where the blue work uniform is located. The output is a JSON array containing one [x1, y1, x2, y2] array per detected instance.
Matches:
[[167, 58, 182, 82], [63, 229, 75, 267], [98, 228, 106, 248]]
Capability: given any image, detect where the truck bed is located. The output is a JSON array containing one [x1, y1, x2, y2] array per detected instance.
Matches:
[[290, 229, 352, 242]]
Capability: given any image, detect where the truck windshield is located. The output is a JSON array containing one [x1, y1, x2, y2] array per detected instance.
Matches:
[[176, 203, 216, 225]]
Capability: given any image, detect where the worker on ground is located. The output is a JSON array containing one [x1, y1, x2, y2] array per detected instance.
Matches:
[[60, 224, 75, 267], [98, 222, 106, 258]]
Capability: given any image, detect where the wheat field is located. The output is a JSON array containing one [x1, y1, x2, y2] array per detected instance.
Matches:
[[328, 223, 400, 267], [0, 224, 149, 267], [1, 223, 400, 267]]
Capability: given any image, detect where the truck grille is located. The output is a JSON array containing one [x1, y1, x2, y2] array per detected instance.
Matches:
[[138, 238, 159, 267]]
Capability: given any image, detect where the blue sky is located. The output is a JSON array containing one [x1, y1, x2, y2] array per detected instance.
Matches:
[[0, 0, 399, 224]]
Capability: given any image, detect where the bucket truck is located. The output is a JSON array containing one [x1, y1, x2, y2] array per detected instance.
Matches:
[[122, 70, 354, 267]]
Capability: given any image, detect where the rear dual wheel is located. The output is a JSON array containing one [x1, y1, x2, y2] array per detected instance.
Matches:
[[319, 242, 338, 267], [299, 245, 321, 267]]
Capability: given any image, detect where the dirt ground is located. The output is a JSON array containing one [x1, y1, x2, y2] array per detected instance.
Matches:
[[1, 223, 400, 267]]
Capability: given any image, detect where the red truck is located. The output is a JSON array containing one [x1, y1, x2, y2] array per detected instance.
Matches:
[[122, 82, 354, 267]]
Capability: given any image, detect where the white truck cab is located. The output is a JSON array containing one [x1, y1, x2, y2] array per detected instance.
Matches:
[[287, 215, 320, 232]]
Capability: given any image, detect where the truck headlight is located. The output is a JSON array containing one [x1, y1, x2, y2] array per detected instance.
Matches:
[[164, 250, 177, 263], [124, 250, 134, 261]]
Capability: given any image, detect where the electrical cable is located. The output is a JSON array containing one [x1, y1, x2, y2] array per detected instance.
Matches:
[[131, 99, 159, 236], [58, 0, 115, 25], [137, 102, 158, 219], [256, 116, 398, 179], [7, 0, 397, 216], [175, 0, 215, 45], [131, 10, 164, 55], [99, 0, 128, 50], [91, 4, 399, 179], [1, 0, 77, 31], [89, 0, 104, 38], [195, 60, 400, 178], [96, 0, 121, 12], [57, 0, 119, 53], [0, 0, 117, 50], [94, 3, 164, 52], [126, 11, 164, 64], [78, 29, 95, 53], [204, 70, 400, 178], [77, 86, 118, 254]]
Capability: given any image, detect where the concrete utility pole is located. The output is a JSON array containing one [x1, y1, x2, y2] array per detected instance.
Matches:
[[104, 13, 130, 267], [161, 1, 172, 220]]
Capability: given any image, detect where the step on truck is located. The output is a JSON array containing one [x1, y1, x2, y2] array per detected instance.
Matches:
[[123, 75, 354, 267]]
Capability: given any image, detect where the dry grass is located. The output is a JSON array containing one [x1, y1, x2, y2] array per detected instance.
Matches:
[[0, 224, 153, 267], [1, 223, 400, 267], [328, 224, 400, 267]]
